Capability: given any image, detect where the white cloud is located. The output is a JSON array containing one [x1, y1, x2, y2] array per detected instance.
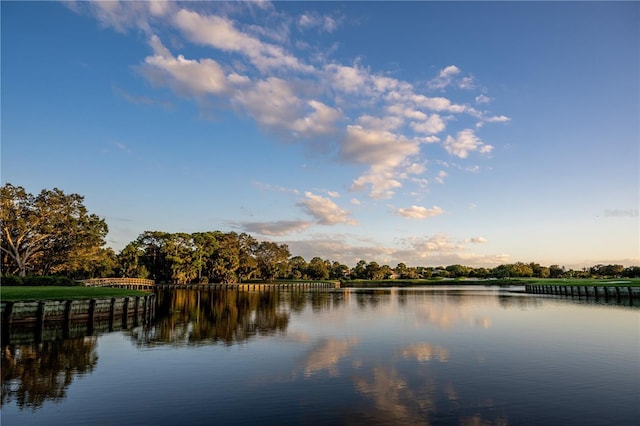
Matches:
[[174, 9, 313, 73], [351, 167, 403, 200], [233, 77, 300, 125], [443, 129, 493, 158], [404, 109, 428, 121], [466, 237, 488, 244], [350, 198, 361, 205], [484, 115, 511, 123], [410, 114, 446, 134], [411, 95, 467, 113], [427, 65, 460, 90], [322, 16, 339, 33], [325, 63, 369, 95], [458, 76, 475, 90], [298, 192, 356, 225], [285, 233, 509, 268], [340, 126, 424, 199], [339, 125, 420, 168], [386, 104, 426, 120], [233, 78, 341, 138], [142, 36, 229, 96], [392, 234, 509, 266], [80, 1, 155, 33], [247, 22, 290, 45], [356, 114, 404, 131], [435, 170, 447, 184], [148, 1, 172, 17], [298, 11, 342, 33], [240, 220, 312, 236], [227, 72, 251, 85], [327, 191, 340, 198], [400, 234, 464, 254], [427, 65, 475, 90], [298, 13, 316, 28], [284, 234, 397, 266], [475, 94, 493, 104], [372, 75, 409, 94], [291, 100, 343, 136], [74, 2, 512, 212], [442, 65, 461, 75], [404, 162, 426, 175], [420, 135, 441, 144], [410, 177, 429, 190], [395, 205, 444, 219]]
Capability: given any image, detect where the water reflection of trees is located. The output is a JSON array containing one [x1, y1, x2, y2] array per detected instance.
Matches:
[[130, 289, 290, 346], [355, 289, 391, 309], [1, 337, 98, 410]]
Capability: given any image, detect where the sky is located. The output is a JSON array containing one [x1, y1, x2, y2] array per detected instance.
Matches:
[[2, 1, 638, 269]]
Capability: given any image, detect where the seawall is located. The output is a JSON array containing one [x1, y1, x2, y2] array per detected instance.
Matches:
[[525, 284, 640, 304], [1, 294, 156, 327]]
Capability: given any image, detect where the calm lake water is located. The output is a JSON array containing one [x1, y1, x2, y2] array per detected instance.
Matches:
[[2, 286, 639, 425]]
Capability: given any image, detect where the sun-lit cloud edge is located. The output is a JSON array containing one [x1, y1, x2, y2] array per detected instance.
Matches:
[[235, 220, 312, 236], [395, 205, 444, 219], [297, 192, 357, 226], [282, 233, 510, 268]]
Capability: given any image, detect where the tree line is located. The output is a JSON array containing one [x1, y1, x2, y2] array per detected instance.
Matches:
[[2, 184, 638, 282]]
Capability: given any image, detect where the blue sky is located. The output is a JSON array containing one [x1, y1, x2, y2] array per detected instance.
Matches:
[[2, 1, 638, 268]]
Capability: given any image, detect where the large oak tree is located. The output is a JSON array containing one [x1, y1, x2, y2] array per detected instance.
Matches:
[[1, 183, 108, 277]]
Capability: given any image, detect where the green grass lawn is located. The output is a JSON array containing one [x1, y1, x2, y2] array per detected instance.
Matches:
[[1, 286, 151, 302]]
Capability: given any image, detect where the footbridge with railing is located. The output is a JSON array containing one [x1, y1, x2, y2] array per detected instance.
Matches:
[[81, 278, 156, 290], [81, 279, 341, 291]]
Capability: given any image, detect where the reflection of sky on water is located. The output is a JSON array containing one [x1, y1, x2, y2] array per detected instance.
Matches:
[[3, 287, 638, 425], [354, 366, 430, 425], [400, 343, 450, 362], [285, 288, 503, 347], [300, 337, 360, 377], [288, 287, 638, 425], [286, 288, 507, 424]]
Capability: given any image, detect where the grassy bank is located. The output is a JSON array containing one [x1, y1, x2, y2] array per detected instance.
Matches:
[[342, 278, 640, 287], [1, 286, 150, 302]]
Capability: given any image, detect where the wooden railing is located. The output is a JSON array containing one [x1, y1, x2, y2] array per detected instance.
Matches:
[[154, 282, 341, 290], [81, 278, 155, 290]]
